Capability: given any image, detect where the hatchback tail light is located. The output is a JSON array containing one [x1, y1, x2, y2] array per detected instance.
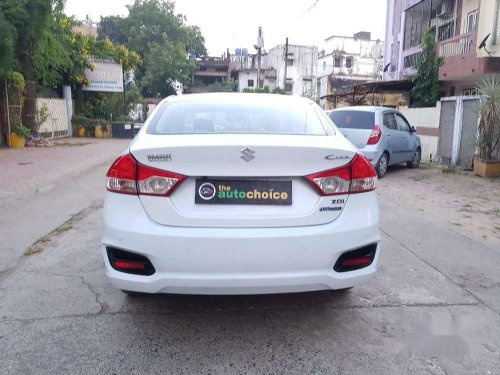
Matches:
[[367, 125, 382, 145], [106, 153, 186, 196], [305, 153, 377, 196]]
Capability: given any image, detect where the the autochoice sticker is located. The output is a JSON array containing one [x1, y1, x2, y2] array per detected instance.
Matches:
[[195, 179, 292, 206]]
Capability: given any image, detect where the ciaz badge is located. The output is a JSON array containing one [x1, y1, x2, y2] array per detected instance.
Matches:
[[147, 154, 172, 162]]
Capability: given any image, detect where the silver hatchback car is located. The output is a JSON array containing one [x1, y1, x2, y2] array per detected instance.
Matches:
[[329, 106, 421, 177]]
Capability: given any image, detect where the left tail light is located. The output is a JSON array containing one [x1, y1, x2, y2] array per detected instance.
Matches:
[[107, 247, 155, 276], [106, 153, 186, 196], [305, 153, 377, 196]]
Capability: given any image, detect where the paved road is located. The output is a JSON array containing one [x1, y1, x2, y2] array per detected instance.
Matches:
[[1, 163, 499, 374], [0, 139, 129, 274]]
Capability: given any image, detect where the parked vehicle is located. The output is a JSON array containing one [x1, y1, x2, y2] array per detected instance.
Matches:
[[329, 107, 421, 177], [102, 93, 380, 295]]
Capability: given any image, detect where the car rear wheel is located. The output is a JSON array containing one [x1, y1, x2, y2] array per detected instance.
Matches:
[[376, 153, 389, 178], [407, 148, 421, 169]]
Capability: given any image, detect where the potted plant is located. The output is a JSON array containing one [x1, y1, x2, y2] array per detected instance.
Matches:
[[72, 116, 90, 137], [95, 120, 112, 138], [474, 75, 500, 177], [10, 124, 31, 148]]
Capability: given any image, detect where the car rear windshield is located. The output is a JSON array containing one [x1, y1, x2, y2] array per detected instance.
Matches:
[[329, 111, 375, 130], [147, 99, 327, 135]]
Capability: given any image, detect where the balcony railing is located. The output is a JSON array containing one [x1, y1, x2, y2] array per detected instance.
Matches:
[[438, 32, 475, 58]]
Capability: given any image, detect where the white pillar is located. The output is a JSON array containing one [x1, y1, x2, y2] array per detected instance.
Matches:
[[62, 85, 73, 137], [451, 97, 464, 166]]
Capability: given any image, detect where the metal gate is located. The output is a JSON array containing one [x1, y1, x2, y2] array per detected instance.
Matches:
[[438, 96, 479, 168]]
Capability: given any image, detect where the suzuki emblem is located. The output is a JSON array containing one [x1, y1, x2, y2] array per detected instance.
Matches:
[[240, 147, 255, 162]]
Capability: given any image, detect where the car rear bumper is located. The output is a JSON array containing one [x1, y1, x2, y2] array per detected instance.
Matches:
[[101, 192, 380, 295], [357, 148, 384, 166]]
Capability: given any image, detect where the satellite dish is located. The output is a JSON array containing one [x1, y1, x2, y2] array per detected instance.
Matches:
[[383, 63, 391, 73], [479, 33, 490, 49], [479, 33, 492, 56]]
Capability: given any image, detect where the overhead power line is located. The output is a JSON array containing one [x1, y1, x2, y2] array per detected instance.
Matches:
[[303, 0, 321, 16]]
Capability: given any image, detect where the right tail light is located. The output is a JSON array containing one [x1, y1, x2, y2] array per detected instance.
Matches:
[[305, 153, 377, 196]]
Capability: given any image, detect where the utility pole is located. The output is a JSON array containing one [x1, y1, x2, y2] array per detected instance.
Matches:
[[257, 48, 262, 90], [283, 37, 289, 94], [254, 27, 264, 90]]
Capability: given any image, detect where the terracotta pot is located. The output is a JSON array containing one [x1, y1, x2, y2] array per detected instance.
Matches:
[[9, 133, 25, 148], [474, 157, 500, 178]]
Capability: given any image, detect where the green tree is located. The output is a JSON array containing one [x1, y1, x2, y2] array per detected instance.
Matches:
[[142, 39, 196, 96], [33, 10, 140, 88], [0, 0, 60, 79], [411, 30, 443, 108], [98, 0, 207, 96], [33, 12, 86, 87], [0, 12, 16, 75], [97, 16, 127, 44]]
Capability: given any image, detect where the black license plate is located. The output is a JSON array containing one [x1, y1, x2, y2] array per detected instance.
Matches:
[[195, 179, 292, 206]]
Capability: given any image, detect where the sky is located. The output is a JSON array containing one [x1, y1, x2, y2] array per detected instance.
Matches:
[[65, 0, 387, 55]]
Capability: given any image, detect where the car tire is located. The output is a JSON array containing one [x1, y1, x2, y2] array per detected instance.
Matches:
[[407, 148, 421, 169], [376, 153, 389, 178]]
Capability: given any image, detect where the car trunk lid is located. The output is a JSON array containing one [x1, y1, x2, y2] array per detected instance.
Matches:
[[130, 133, 356, 228]]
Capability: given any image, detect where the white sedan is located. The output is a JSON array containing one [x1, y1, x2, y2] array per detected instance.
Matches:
[[102, 93, 380, 295]]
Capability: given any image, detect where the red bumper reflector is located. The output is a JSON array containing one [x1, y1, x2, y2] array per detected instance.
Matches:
[[114, 261, 146, 270], [341, 257, 371, 267]]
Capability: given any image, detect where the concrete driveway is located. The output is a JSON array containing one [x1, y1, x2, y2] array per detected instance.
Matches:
[[1, 162, 499, 374]]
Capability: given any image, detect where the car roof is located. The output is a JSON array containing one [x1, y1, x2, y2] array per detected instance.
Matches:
[[162, 93, 314, 107], [331, 106, 396, 113]]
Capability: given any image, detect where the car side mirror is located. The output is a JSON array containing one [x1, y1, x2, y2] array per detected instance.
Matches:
[[410, 126, 416, 133]]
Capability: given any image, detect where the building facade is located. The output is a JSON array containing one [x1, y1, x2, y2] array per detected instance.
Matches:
[[236, 68, 278, 92], [189, 56, 231, 93], [262, 44, 318, 99], [317, 32, 384, 108], [384, 0, 500, 96], [229, 44, 318, 98]]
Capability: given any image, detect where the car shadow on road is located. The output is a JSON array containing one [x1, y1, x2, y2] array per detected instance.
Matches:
[[121, 289, 354, 316]]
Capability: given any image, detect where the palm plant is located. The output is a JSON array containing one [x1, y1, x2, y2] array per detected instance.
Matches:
[[476, 75, 500, 161]]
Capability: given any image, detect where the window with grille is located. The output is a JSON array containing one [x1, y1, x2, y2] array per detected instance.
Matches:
[[465, 10, 478, 33], [438, 21, 455, 41], [403, 52, 421, 68]]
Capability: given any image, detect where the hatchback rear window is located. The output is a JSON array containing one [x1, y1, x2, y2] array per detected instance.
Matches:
[[147, 99, 327, 135], [329, 111, 375, 130]]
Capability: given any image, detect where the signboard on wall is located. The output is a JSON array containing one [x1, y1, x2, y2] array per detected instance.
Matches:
[[82, 59, 124, 92]]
